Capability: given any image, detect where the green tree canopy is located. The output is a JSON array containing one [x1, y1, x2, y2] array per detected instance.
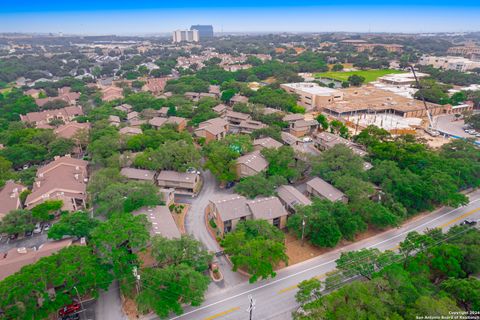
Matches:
[[222, 220, 288, 283]]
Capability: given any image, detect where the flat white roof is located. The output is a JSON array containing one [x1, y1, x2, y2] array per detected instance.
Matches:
[[378, 72, 428, 81], [282, 83, 341, 96]]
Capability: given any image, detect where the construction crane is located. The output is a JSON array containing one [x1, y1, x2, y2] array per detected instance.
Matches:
[[409, 65, 439, 136]]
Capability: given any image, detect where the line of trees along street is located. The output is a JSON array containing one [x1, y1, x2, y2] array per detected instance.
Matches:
[[293, 226, 480, 319]]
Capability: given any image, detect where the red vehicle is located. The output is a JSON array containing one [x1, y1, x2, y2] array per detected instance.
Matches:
[[58, 302, 81, 316]]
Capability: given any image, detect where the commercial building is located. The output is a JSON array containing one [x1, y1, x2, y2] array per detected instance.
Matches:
[[447, 42, 480, 59], [190, 25, 214, 40], [376, 72, 429, 86], [280, 83, 343, 112], [323, 86, 445, 119], [418, 55, 480, 72], [172, 29, 199, 43]]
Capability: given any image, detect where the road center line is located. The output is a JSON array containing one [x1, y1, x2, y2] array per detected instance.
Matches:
[[202, 307, 240, 320], [170, 198, 480, 319]]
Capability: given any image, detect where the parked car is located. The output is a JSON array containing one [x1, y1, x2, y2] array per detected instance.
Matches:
[[460, 220, 477, 226], [25, 230, 33, 237], [58, 302, 81, 317], [43, 223, 51, 232], [8, 233, 18, 241], [226, 181, 235, 189], [33, 223, 42, 234]]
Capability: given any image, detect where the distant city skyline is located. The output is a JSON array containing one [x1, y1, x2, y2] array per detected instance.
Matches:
[[1, 1, 480, 34]]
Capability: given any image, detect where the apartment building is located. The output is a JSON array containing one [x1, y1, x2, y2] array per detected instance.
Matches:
[[194, 117, 229, 142], [20, 106, 83, 128], [156, 171, 201, 196], [0, 181, 27, 219], [25, 155, 88, 211], [236, 151, 269, 178], [207, 194, 288, 236], [306, 177, 347, 203], [253, 137, 283, 151], [120, 167, 156, 183], [132, 206, 181, 238], [276, 185, 312, 213], [288, 119, 319, 137]]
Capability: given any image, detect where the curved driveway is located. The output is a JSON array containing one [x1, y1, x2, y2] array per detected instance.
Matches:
[[178, 170, 247, 296]]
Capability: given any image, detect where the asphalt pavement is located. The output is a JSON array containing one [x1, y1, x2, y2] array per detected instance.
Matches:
[[94, 281, 127, 320], [179, 170, 247, 294], [0, 232, 48, 253], [165, 190, 480, 320]]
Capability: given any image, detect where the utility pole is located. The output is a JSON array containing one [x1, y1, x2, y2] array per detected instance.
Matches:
[[73, 286, 84, 310], [301, 217, 306, 247], [132, 267, 141, 295], [73, 286, 84, 320], [247, 295, 256, 320]]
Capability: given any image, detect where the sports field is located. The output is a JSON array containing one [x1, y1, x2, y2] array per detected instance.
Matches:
[[315, 69, 403, 83]]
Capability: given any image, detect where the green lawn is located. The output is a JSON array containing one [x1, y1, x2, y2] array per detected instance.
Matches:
[[315, 69, 403, 83]]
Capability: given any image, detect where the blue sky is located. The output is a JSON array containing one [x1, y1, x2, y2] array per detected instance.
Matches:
[[1, 1, 479, 34]]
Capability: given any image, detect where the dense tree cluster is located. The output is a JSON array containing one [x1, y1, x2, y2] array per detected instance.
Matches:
[[234, 174, 286, 199], [203, 134, 253, 183], [294, 227, 480, 319], [136, 235, 212, 317], [222, 220, 288, 283], [419, 65, 480, 86], [290, 129, 479, 248], [0, 246, 113, 320]]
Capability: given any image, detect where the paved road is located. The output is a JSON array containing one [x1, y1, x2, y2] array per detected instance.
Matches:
[[0, 233, 48, 253], [94, 281, 127, 320], [179, 170, 247, 294], [166, 190, 480, 320]]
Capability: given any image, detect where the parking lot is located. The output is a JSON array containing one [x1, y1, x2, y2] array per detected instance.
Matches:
[[434, 114, 480, 142], [0, 231, 48, 253]]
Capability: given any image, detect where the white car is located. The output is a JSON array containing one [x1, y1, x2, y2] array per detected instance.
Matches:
[[33, 223, 42, 234]]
